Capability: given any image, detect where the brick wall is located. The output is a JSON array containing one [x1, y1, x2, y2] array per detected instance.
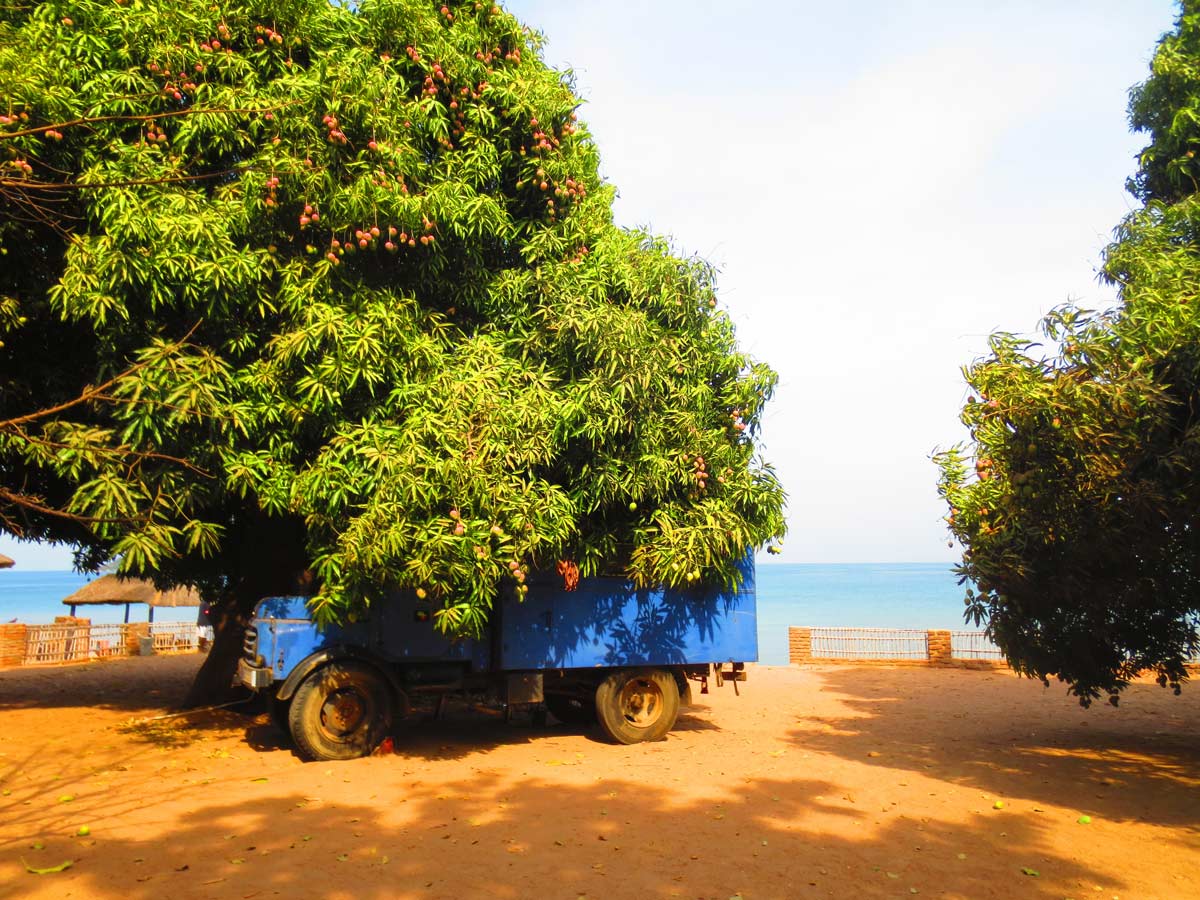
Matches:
[[788, 626, 812, 663], [927, 630, 953, 666], [0, 624, 26, 668]]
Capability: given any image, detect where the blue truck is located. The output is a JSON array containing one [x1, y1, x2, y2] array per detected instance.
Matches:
[[237, 558, 757, 760]]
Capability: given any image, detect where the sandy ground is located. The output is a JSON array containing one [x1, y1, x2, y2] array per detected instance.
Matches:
[[0, 657, 1197, 900]]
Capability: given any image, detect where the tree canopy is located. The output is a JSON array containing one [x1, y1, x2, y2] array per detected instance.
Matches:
[[0, 0, 785, 672], [936, 3, 1200, 705]]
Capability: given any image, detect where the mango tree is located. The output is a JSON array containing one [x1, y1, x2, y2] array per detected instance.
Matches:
[[936, 4, 1200, 705], [0, 0, 785, 704]]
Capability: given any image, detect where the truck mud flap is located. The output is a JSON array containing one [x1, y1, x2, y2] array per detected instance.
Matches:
[[506, 673, 544, 704]]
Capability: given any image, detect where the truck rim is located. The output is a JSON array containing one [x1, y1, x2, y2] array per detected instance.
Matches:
[[320, 686, 368, 738], [618, 676, 663, 729]]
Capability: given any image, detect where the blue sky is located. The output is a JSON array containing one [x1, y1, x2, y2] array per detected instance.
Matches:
[[0, 0, 1181, 569]]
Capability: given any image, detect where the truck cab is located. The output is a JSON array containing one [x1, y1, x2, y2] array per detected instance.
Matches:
[[239, 560, 757, 760]]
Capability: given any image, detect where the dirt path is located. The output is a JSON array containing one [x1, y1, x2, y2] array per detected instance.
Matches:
[[0, 657, 1197, 899]]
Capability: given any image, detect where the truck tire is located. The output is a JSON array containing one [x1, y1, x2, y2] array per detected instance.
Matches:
[[594, 668, 679, 744], [545, 692, 597, 725], [288, 661, 393, 761]]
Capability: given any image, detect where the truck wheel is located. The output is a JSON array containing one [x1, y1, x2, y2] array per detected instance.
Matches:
[[288, 661, 393, 761], [545, 692, 597, 725], [595, 668, 679, 744]]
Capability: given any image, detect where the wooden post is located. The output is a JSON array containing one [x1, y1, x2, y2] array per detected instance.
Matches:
[[788, 626, 813, 664], [927, 630, 953, 666], [0, 623, 27, 668]]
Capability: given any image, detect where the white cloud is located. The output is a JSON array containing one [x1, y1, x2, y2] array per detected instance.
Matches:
[[513, 0, 1175, 561]]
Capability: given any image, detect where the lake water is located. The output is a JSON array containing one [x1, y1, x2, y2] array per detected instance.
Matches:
[[0, 570, 199, 625], [754, 562, 972, 664], [0, 562, 972, 665]]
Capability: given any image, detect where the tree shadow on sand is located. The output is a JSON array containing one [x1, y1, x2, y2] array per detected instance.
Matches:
[[2, 655, 725, 765], [0, 757, 1135, 900], [784, 666, 1200, 832], [5, 660, 1193, 899], [0, 655, 216, 714], [241, 699, 721, 762]]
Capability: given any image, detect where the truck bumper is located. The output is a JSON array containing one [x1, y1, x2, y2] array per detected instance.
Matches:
[[238, 658, 275, 690]]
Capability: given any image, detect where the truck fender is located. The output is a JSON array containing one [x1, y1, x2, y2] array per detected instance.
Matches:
[[275, 646, 408, 715], [673, 670, 694, 708]]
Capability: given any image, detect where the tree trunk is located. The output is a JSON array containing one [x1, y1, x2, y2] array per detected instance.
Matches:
[[181, 594, 253, 708], [182, 513, 310, 708]]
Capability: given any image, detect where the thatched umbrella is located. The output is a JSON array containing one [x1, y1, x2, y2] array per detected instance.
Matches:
[[62, 574, 200, 623], [0, 553, 13, 569]]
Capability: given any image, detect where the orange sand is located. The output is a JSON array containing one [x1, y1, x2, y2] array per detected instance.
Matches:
[[1, 657, 1197, 899]]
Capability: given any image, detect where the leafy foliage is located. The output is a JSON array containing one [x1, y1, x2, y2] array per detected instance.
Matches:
[[0, 0, 785, 637], [936, 4, 1200, 705]]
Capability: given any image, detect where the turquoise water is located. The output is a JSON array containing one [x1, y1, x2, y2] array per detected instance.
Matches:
[[754, 563, 971, 664], [0, 563, 971, 665]]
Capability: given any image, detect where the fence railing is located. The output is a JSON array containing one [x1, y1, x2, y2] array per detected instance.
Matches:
[[950, 631, 1004, 660], [791, 626, 1200, 668], [89, 623, 127, 659], [151, 621, 205, 652], [24, 623, 93, 665], [0, 620, 212, 667], [809, 627, 930, 660], [791, 626, 1003, 666]]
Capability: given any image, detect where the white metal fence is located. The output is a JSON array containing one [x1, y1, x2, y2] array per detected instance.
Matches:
[[810, 627, 930, 660], [950, 631, 1200, 663], [950, 631, 1004, 660]]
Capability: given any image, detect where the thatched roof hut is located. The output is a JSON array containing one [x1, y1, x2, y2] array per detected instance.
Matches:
[[62, 574, 201, 622], [0, 553, 13, 569]]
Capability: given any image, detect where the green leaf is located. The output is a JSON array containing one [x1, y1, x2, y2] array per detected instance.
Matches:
[[0, 0, 786, 649]]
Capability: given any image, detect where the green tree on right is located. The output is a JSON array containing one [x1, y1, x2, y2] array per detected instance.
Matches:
[[936, 4, 1200, 706]]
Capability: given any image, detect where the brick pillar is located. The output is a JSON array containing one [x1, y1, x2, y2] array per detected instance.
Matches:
[[927, 630, 953, 665], [789, 626, 812, 664], [0, 624, 27, 668], [125, 622, 150, 656]]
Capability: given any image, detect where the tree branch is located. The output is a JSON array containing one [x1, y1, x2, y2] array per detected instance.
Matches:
[[0, 322, 202, 429], [1, 167, 246, 192], [0, 484, 151, 526], [0, 101, 302, 141]]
